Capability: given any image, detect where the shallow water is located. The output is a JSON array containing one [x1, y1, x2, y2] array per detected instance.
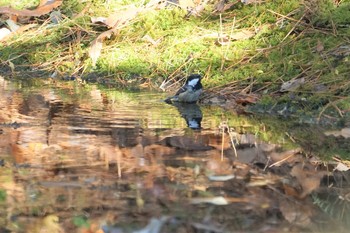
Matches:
[[0, 76, 349, 232]]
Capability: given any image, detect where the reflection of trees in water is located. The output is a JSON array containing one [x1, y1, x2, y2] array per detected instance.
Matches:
[[0, 80, 279, 173]]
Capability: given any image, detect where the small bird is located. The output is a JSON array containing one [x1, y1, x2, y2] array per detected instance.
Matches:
[[165, 74, 203, 104]]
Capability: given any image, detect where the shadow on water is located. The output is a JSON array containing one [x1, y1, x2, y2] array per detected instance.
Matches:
[[0, 76, 349, 232]]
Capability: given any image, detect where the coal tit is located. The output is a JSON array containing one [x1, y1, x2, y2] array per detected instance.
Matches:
[[165, 74, 203, 104]]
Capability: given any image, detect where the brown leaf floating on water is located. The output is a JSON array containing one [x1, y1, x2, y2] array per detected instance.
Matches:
[[279, 198, 313, 227], [290, 164, 326, 199]]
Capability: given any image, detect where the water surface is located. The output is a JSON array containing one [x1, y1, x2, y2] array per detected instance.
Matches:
[[0, 76, 349, 232]]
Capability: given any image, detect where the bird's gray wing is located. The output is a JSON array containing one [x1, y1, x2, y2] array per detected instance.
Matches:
[[175, 85, 191, 96]]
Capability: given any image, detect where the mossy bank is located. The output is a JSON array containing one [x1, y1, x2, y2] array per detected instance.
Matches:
[[1, 0, 350, 123]]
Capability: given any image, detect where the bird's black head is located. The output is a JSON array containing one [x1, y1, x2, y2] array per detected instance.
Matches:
[[186, 74, 202, 90]]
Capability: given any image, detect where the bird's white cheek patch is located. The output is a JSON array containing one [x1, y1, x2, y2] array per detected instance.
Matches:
[[187, 78, 199, 87]]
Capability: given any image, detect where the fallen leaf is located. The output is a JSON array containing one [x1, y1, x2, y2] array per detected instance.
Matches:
[[214, 0, 237, 12], [230, 29, 256, 40], [179, 0, 195, 9], [214, 0, 226, 12], [247, 178, 276, 187], [0, 28, 11, 41], [235, 94, 259, 104], [280, 77, 305, 92], [334, 162, 350, 172], [142, 34, 161, 46], [104, 5, 140, 28], [8, 61, 15, 73], [283, 183, 300, 198], [88, 5, 141, 66], [49, 11, 63, 24], [88, 32, 111, 66], [91, 17, 107, 24], [6, 19, 20, 32], [316, 39, 324, 53], [324, 128, 350, 138]]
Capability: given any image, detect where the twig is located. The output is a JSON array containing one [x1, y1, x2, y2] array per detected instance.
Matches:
[[281, 12, 306, 42], [317, 98, 343, 123], [227, 127, 238, 157], [220, 121, 238, 159], [268, 152, 295, 168], [224, 16, 236, 59], [159, 55, 196, 91], [267, 9, 302, 24], [221, 123, 225, 161], [219, 13, 225, 71]]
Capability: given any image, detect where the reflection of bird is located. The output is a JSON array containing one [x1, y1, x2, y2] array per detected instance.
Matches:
[[173, 102, 203, 129], [165, 74, 203, 104]]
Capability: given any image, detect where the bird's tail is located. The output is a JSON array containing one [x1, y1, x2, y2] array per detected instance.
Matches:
[[164, 96, 178, 104]]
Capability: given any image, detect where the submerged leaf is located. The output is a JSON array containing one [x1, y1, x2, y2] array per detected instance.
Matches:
[[207, 174, 235, 181], [190, 196, 229, 205], [290, 164, 325, 198], [279, 198, 312, 226], [134, 217, 169, 233]]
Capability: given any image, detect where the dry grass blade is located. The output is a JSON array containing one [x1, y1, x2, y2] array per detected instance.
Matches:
[[282, 12, 306, 42]]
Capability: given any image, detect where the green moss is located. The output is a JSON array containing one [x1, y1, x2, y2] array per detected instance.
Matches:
[[312, 0, 350, 27]]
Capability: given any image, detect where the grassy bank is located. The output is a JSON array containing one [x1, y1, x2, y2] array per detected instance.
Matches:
[[1, 0, 350, 121]]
